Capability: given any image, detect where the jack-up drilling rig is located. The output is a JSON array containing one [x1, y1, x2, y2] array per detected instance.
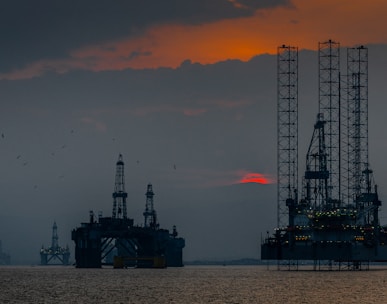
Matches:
[[71, 154, 185, 268], [261, 41, 387, 269]]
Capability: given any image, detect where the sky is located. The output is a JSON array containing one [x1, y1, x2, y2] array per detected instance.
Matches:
[[2, 0, 387, 264]]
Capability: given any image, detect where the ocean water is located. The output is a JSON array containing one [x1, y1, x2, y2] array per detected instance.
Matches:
[[1, 265, 387, 303]]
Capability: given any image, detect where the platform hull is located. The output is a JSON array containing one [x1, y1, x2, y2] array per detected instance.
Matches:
[[261, 241, 387, 262], [72, 217, 185, 268]]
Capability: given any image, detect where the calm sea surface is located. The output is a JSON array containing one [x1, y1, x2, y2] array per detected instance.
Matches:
[[1, 265, 387, 303]]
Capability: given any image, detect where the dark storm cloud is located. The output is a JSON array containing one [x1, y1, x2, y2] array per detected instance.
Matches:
[[0, 0, 291, 72]]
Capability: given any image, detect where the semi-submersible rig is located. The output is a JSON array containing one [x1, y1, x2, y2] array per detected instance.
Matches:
[[72, 154, 185, 268], [261, 41, 387, 269], [40, 222, 70, 265]]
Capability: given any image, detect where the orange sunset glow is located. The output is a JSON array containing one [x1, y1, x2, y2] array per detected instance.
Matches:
[[2, 0, 387, 80], [72, 0, 387, 71], [239, 172, 275, 185], [73, 0, 387, 70]]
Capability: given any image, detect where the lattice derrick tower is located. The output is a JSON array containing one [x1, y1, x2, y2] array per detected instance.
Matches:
[[318, 40, 341, 206], [346, 46, 369, 202], [112, 154, 128, 219], [51, 221, 59, 249], [143, 183, 158, 228], [277, 45, 298, 228]]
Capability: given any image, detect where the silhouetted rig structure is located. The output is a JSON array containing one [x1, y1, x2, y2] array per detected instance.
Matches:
[[0, 240, 10, 265], [72, 154, 185, 268], [261, 41, 387, 270], [40, 222, 70, 265]]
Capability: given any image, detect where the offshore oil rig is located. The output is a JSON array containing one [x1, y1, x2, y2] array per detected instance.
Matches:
[[71, 154, 185, 268], [40, 222, 70, 265], [0, 240, 10, 265], [261, 41, 387, 269]]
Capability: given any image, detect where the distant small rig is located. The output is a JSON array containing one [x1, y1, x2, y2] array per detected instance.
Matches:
[[71, 154, 185, 268], [0, 240, 10, 265], [261, 41, 387, 270], [40, 222, 70, 265]]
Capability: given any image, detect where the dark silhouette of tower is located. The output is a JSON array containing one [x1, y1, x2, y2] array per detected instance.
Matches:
[[112, 154, 127, 219], [318, 40, 341, 203], [51, 221, 59, 249], [277, 45, 299, 228], [143, 183, 158, 229]]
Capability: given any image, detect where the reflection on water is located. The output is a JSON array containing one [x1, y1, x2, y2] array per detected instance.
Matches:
[[1, 265, 387, 303]]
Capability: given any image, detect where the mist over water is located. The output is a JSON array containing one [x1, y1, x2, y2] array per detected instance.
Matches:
[[1, 265, 387, 303]]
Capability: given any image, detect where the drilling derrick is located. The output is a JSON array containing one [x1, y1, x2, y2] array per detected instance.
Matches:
[[112, 154, 127, 219], [143, 183, 158, 229], [304, 113, 329, 209], [277, 45, 298, 228], [52, 221, 59, 249]]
